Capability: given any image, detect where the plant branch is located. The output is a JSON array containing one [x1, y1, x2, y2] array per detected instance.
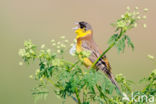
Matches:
[[91, 28, 124, 68]]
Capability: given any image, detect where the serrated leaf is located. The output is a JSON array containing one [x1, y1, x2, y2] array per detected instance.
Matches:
[[108, 34, 118, 45], [115, 36, 126, 53], [125, 35, 134, 50], [32, 83, 49, 103]]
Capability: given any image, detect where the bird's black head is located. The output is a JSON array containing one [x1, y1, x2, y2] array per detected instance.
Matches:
[[78, 21, 92, 31], [73, 21, 93, 39]]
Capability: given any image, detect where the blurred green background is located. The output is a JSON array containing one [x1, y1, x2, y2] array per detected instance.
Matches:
[[0, 0, 156, 104]]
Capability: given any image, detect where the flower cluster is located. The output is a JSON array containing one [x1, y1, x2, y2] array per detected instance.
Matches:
[[112, 6, 148, 31], [18, 40, 36, 63], [50, 36, 74, 54], [108, 7, 148, 53]]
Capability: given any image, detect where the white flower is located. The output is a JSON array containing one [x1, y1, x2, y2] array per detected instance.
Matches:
[[19, 62, 23, 66], [61, 44, 66, 48], [122, 92, 130, 101], [134, 23, 137, 27], [51, 39, 55, 42], [29, 75, 33, 79], [142, 15, 147, 19], [41, 44, 45, 48], [60, 36, 65, 39], [70, 43, 74, 47], [147, 54, 154, 59], [35, 69, 40, 75], [137, 16, 141, 20], [18, 49, 26, 57], [136, 12, 140, 15], [135, 6, 139, 10], [143, 24, 147, 28], [36, 69, 40, 73], [65, 40, 69, 43], [144, 8, 149, 12], [57, 42, 60, 44], [57, 50, 61, 53], [52, 43, 56, 46], [47, 49, 51, 53], [121, 15, 124, 18]]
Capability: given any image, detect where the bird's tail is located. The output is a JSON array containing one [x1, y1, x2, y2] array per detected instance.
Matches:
[[106, 71, 120, 91], [95, 58, 122, 94]]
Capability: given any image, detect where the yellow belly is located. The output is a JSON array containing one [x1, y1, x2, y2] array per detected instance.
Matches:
[[76, 41, 93, 67]]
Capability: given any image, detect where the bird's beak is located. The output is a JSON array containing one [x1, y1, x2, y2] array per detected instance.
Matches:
[[72, 22, 79, 30], [72, 26, 79, 30]]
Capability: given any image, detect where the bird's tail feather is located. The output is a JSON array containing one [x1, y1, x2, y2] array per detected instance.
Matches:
[[107, 72, 120, 91], [96, 59, 122, 94], [105, 71, 123, 95]]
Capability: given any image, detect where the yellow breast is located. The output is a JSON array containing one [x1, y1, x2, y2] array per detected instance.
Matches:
[[76, 40, 93, 67], [76, 41, 82, 53]]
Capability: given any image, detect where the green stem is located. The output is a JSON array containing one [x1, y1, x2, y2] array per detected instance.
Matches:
[[96, 84, 108, 103], [83, 85, 88, 103], [91, 28, 125, 68], [69, 60, 80, 71], [75, 88, 81, 104]]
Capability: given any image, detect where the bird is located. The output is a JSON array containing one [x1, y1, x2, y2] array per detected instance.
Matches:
[[73, 21, 120, 90]]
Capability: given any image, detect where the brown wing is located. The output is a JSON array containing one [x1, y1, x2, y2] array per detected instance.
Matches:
[[81, 39, 111, 72]]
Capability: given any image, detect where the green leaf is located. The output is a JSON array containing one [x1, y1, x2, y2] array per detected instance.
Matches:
[[108, 34, 118, 45], [125, 35, 134, 50], [32, 82, 49, 103], [115, 36, 126, 53]]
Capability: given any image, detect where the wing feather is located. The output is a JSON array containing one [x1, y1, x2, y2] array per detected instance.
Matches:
[[81, 40, 111, 72]]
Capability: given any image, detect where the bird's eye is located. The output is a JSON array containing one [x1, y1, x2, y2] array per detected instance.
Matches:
[[79, 22, 86, 29]]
